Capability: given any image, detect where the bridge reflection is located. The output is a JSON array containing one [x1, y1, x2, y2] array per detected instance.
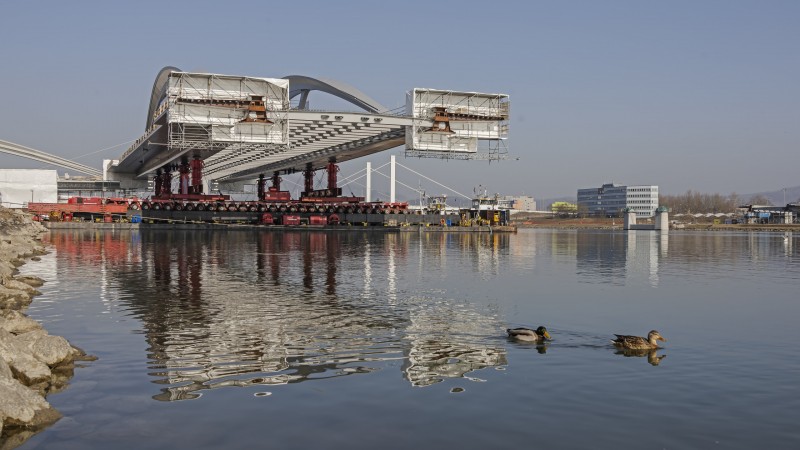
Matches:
[[47, 229, 509, 400]]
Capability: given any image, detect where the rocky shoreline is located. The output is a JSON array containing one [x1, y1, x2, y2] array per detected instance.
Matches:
[[1, 206, 91, 447]]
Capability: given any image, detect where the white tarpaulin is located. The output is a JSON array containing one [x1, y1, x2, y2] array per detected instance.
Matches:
[[405, 88, 508, 154], [0, 169, 57, 208], [168, 73, 289, 109]]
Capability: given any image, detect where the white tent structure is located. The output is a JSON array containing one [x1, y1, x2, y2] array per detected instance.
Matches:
[[0, 169, 57, 208]]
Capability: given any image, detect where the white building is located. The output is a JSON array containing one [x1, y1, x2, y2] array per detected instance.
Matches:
[[0, 169, 58, 208], [577, 183, 658, 217], [500, 195, 536, 212]]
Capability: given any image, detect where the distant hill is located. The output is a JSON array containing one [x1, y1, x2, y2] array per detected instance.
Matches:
[[744, 185, 800, 206]]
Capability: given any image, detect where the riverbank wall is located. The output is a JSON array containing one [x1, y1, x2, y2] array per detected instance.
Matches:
[[1, 206, 91, 447]]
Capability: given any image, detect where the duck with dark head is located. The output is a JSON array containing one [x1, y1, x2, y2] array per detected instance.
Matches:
[[507, 326, 551, 343]]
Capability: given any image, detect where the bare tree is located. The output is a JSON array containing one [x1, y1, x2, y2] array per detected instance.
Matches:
[[747, 194, 772, 206]]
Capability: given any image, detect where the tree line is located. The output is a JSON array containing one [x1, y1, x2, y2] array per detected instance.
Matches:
[[659, 191, 772, 214]]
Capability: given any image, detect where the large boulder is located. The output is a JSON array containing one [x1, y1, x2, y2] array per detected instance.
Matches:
[[0, 330, 51, 385], [12, 276, 45, 289], [0, 311, 42, 335], [12, 330, 76, 368], [0, 285, 32, 310], [0, 376, 61, 430], [1, 278, 40, 296]]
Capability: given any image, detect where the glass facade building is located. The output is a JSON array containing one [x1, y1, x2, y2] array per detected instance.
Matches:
[[577, 183, 659, 217]]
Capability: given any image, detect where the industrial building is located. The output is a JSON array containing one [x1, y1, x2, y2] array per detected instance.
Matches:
[[577, 183, 659, 217], [740, 204, 798, 224]]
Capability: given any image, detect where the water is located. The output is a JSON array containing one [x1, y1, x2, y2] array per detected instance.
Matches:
[[14, 228, 800, 449]]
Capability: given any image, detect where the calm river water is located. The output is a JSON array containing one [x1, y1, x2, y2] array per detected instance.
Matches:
[[14, 228, 800, 449]]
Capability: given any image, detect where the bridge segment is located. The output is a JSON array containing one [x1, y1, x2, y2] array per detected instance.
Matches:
[[106, 67, 509, 189]]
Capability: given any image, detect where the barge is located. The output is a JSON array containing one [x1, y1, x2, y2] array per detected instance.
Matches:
[[28, 159, 514, 231]]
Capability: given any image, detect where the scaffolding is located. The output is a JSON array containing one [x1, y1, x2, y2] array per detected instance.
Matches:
[[164, 72, 289, 153], [405, 88, 509, 160]]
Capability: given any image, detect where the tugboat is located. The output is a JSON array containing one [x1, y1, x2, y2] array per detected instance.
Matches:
[[461, 186, 511, 226]]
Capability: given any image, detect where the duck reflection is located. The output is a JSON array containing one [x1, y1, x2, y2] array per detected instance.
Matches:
[[614, 348, 667, 366], [507, 340, 549, 354], [97, 230, 508, 400]]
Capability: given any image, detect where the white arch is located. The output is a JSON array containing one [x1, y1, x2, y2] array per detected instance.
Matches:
[[283, 75, 389, 113], [0, 139, 102, 177]]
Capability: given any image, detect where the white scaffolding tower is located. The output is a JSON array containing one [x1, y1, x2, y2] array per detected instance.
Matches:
[[405, 88, 509, 161]]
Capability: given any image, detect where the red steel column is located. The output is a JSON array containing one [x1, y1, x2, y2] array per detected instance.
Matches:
[[303, 163, 314, 195], [178, 160, 190, 195], [154, 169, 163, 197], [327, 162, 339, 191], [258, 174, 266, 201], [271, 171, 281, 191], [190, 157, 204, 194]]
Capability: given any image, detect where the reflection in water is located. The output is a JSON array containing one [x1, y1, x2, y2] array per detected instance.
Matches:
[[575, 230, 668, 287], [403, 299, 507, 386], [507, 340, 548, 354], [614, 348, 667, 366], [71, 230, 509, 400], [784, 231, 792, 256], [43, 229, 796, 401]]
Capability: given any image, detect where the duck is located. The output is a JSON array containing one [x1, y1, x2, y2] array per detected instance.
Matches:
[[507, 326, 551, 342], [611, 330, 666, 350]]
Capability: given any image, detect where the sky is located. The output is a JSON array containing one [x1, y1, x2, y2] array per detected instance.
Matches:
[[0, 0, 798, 201]]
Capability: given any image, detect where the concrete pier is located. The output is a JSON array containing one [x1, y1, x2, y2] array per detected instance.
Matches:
[[623, 207, 669, 231]]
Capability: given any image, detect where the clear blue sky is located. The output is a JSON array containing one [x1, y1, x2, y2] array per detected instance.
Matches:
[[1, 0, 797, 200]]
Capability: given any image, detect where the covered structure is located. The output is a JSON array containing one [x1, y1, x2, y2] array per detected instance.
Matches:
[[0, 169, 57, 208], [106, 67, 510, 190]]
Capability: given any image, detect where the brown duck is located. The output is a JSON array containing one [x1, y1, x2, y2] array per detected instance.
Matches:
[[611, 330, 666, 350]]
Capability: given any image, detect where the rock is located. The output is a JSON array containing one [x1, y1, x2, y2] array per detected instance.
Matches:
[[0, 376, 61, 429], [0, 261, 14, 280], [0, 311, 42, 335], [0, 285, 32, 310], [11, 276, 44, 288], [1, 277, 40, 296], [13, 330, 75, 367], [0, 356, 12, 380], [0, 330, 51, 385]]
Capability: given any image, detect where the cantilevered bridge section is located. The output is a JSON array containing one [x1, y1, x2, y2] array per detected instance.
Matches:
[[203, 110, 411, 181], [106, 67, 509, 189]]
